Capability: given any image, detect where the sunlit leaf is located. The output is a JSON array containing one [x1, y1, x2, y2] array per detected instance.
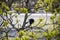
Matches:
[[29, 32, 37, 39], [18, 30, 25, 36], [2, 2, 9, 11], [19, 8, 28, 14], [42, 32, 48, 37], [8, 12, 13, 15], [21, 35, 29, 40], [14, 8, 20, 11], [3, 20, 8, 27], [52, 29, 58, 37], [50, 15, 55, 20], [15, 37, 20, 40], [0, 9, 3, 15]]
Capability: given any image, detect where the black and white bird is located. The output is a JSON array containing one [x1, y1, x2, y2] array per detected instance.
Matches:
[[25, 18, 34, 27], [29, 18, 34, 25]]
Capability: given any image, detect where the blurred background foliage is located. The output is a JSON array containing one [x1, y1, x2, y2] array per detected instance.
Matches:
[[0, 0, 60, 40]]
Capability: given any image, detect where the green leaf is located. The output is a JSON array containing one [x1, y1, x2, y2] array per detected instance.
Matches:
[[14, 8, 19, 11], [8, 12, 13, 15], [3, 20, 8, 27], [2, 2, 9, 11], [19, 8, 28, 14], [19, 8, 24, 13], [42, 32, 48, 37], [52, 29, 58, 37], [5, 6, 9, 11], [29, 32, 37, 39], [18, 30, 25, 36], [50, 16, 55, 20], [15, 37, 20, 40], [21, 35, 29, 40], [0, 10, 3, 15]]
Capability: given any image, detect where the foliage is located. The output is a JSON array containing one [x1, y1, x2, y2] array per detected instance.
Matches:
[[42, 29, 59, 40], [18, 30, 25, 36], [19, 8, 28, 14], [3, 20, 8, 27], [0, 0, 60, 40], [0, 9, 3, 15], [1, 2, 9, 11]]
